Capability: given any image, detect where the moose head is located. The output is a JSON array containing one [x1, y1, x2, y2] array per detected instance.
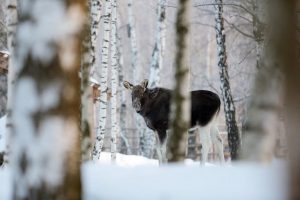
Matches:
[[123, 79, 149, 113]]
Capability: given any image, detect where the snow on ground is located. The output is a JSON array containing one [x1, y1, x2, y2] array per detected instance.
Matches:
[[0, 117, 288, 200], [0, 151, 288, 200], [83, 156, 288, 200]]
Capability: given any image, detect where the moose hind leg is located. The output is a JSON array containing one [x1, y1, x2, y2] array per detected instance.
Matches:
[[199, 125, 211, 165], [210, 125, 225, 163]]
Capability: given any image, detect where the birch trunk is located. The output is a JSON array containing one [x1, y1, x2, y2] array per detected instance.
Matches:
[[251, 0, 265, 69], [240, 1, 286, 162], [81, 0, 93, 162], [140, 0, 168, 159], [149, 0, 167, 88], [110, 0, 118, 162], [5, 0, 18, 165], [167, 0, 191, 162], [11, 0, 84, 199], [127, 0, 144, 154], [90, 0, 102, 74], [117, 21, 131, 154], [92, 0, 111, 160], [214, 0, 240, 160]]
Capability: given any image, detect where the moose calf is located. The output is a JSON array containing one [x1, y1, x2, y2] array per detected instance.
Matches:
[[123, 79, 224, 164]]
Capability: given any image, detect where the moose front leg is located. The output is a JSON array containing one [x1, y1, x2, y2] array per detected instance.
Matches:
[[154, 130, 168, 165]]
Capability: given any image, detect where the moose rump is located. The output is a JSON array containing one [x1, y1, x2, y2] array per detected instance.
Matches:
[[123, 79, 225, 164]]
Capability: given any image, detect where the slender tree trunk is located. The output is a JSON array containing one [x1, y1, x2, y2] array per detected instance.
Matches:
[[81, 0, 93, 162], [140, 0, 168, 159], [240, 0, 286, 163], [11, 0, 84, 199], [5, 0, 18, 165], [90, 0, 102, 75], [214, 0, 240, 160], [251, 0, 265, 69], [127, 0, 144, 155], [149, 0, 167, 88], [167, 0, 191, 162], [117, 18, 131, 154], [92, 0, 111, 160], [110, 0, 118, 162]]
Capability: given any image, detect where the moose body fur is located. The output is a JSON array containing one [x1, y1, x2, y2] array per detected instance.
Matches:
[[124, 80, 225, 164]]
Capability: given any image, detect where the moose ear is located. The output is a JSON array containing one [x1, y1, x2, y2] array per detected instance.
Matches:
[[141, 79, 148, 89], [123, 81, 133, 90]]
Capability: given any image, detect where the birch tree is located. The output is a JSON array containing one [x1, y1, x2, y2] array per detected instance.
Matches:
[[149, 0, 167, 88], [110, 0, 118, 162], [214, 0, 240, 160], [92, 0, 111, 160], [11, 0, 84, 199], [140, 0, 168, 159], [81, 0, 93, 161], [250, 0, 266, 69], [167, 0, 191, 162], [127, 0, 144, 155], [90, 0, 102, 74], [5, 0, 18, 164], [117, 17, 131, 154]]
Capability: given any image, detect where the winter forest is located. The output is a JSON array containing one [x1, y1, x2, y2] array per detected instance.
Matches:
[[0, 0, 299, 199]]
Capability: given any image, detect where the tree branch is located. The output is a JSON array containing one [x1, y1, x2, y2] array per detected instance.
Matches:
[[223, 17, 255, 39]]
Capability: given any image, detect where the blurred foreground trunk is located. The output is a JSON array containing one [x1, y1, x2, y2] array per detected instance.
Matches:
[[282, 1, 299, 199], [167, 0, 191, 162], [240, 0, 286, 162], [81, 0, 93, 162], [11, 0, 84, 199]]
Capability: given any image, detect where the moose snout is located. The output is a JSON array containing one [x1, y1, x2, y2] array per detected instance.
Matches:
[[133, 98, 142, 112]]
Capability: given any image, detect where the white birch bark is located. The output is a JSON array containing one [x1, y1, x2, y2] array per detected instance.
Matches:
[[149, 0, 167, 88], [5, 0, 18, 165], [90, 0, 102, 75], [92, 0, 111, 160], [110, 0, 118, 163], [127, 0, 144, 154], [117, 20, 131, 154], [167, 0, 191, 162], [11, 0, 84, 198]]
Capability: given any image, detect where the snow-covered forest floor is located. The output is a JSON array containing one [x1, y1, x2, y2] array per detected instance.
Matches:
[[0, 151, 288, 200], [0, 115, 290, 200]]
